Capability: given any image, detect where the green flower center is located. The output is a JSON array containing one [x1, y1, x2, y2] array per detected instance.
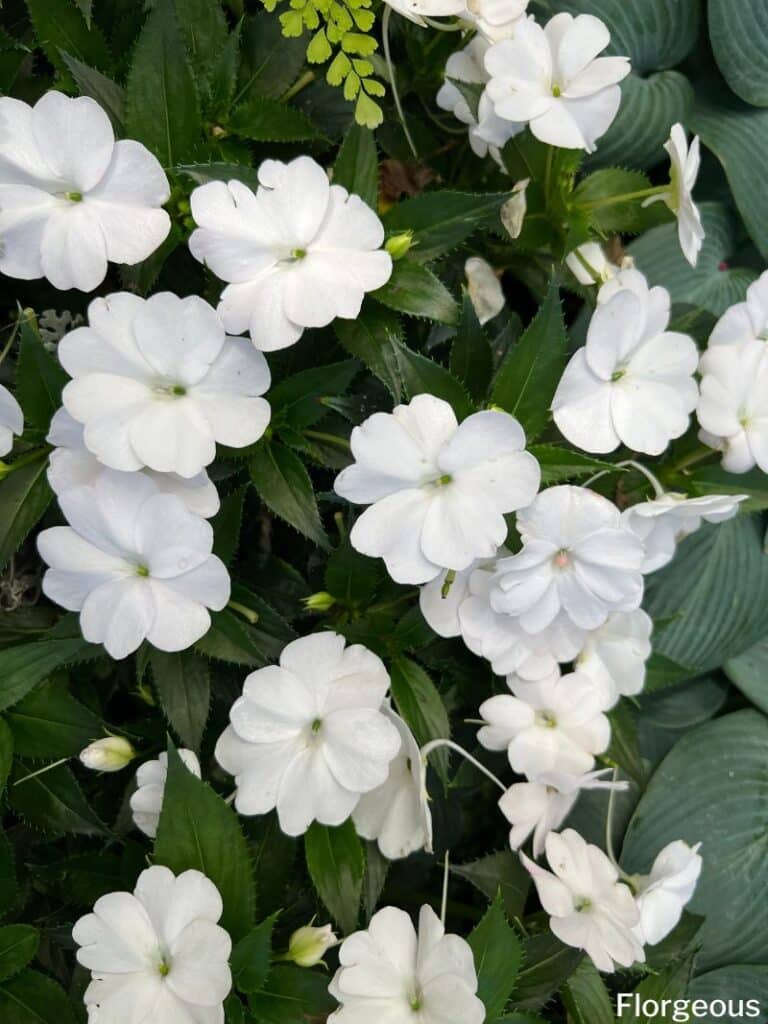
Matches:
[[135, 565, 150, 578], [552, 84, 562, 97], [65, 191, 83, 203], [311, 718, 323, 733]]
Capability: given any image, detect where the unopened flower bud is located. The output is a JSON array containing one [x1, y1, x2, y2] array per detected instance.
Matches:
[[79, 737, 136, 772], [500, 178, 529, 240], [303, 591, 337, 613], [385, 231, 414, 260], [287, 923, 339, 967], [465, 256, 504, 325]]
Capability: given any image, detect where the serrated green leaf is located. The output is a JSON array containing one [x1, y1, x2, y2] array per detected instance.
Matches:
[[8, 762, 109, 837], [0, 969, 76, 1024], [196, 592, 295, 668], [5, 679, 102, 759], [0, 458, 53, 573], [334, 305, 405, 401], [125, 0, 201, 165], [490, 284, 567, 441], [0, 927, 38, 984], [453, 851, 530, 920], [25, 0, 110, 76], [450, 293, 493, 402], [150, 650, 210, 751], [249, 440, 329, 548], [513, 932, 582, 1012], [229, 95, 320, 142], [334, 123, 378, 209], [15, 321, 67, 432], [397, 346, 474, 420], [212, 486, 246, 567], [61, 52, 125, 129], [618, 954, 695, 1023], [247, 965, 335, 1023], [0, 720, 12, 799], [373, 260, 459, 326], [710, 0, 768, 108], [173, 0, 229, 91], [305, 820, 364, 935], [236, 11, 307, 103], [324, 539, 381, 607], [382, 192, 507, 263], [232, 913, 277, 993], [390, 657, 450, 781], [573, 168, 653, 235], [468, 896, 523, 1022], [529, 446, 620, 485], [0, 835, 15, 920], [154, 744, 255, 940], [0, 636, 100, 714], [270, 360, 359, 432], [561, 959, 616, 1024]]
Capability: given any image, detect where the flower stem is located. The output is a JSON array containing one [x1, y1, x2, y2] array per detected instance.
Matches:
[[440, 850, 450, 926], [617, 459, 665, 497], [420, 739, 507, 793], [304, 429, 350, 450], [604, 767, 620, 870], [227, 600, 259, 625], [0, 447, 48, 480], [665, 444, 714, 475], [382, 6, 419, 161], [578, 185, 667, 211], [281, 70, 316, 103], [14, 758, 69, 786], [421, 15, 465, 31], [544, 145, 554, 203]]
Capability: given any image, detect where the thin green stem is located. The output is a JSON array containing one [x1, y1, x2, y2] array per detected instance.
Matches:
[[228, 600, 259, 625], [304, 429, 351, 450], [578, 185, 667, 212], [14, 758, 69, 786], [666, 444, 714, 475], [281, 70, 316, 103], [604, 767, 620, 869], [544, 145, 554, 203], [440, 850, 450, 926], [382, 6, 419, 161], [421, 15, 465, 30], [421, 739, 507, 793], [0, 447, 48, 479], [616, 459, 664, 497]]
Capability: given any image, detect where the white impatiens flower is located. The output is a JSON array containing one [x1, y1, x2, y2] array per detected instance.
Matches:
[[632, 840, 702, 946], [381, 0, 465, 27], [353, 706, 433, 860], [37, 471, 230, 660], [490, 486, 645, 633], [552, 283, 699, 455], [575, 610, 653, 709], [334, 395, 541, 585], [643, 124, 704, 268], [500, 769, 628, 858], [0, 91, 170, 291], [189, 156, 392, 353], [129, 750, 202, 838], [58, 292, 271, 479], [565, 242, 621, 287], [709, 269, 768, 349], [329, 905, 485, 1024], [0, 383, 23, 457], [461, 0, 529, 41], [623, 492, 747, 574], [436, 38, 522, 164], [697, 340, 768, 473], [47, 408, 220, 519], [479, 669, 610, 776], [73, 865, 232, 1024], [484, 14, 630, 152], [215, 632, 401, 836], [523, 830, 645, 972], [464, 256, 505, 325]]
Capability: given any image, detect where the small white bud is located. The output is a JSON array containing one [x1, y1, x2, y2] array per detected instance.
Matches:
[[500, 178, 529, 240], [287, 923, 339, 967], [79, 737, 136, 772], [464, 256, 505, 326]]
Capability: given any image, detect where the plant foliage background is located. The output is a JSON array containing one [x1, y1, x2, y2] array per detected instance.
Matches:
[[0, 0, 767, 1021]]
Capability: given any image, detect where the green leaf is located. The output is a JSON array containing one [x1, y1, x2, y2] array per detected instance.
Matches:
[[228, 95, 320, 142], [692, 98, 768, 262], [529, 446, 620, 486], [606, 703, 645, 787], [270, 360, 359, 432], [617, 955, 694, 1023], [247, 965, 335, 1023], [623, 709, 768, 970], [237, 11, 307, 102], [304, 820, 364, 935], [324, 539, 382, 608], [335, 305, 406, 401], [686, 465, 768, 512], [490, 284, 568, 441], [25, 0, 110, 75], [150, 650, 210, 751], [644, 516, 768, 680], [0, 835, 15, 920], [629, 202, 757, 317], [382, 192, 508, 262], [513, 932, 582, 1012], [334, 123, 378, 210], [710, 0, 768, 108], [0, 969, 76, 1024], [390, 657, 450, 781], [690, 965, 768, 1023], [232, 913, 277, 993], [0, 720, 11, 799], [196, 589, 295, 668], [125, 0, 201, 165], [585, 72, 693, 172], [573, 168, 653, 235], [452, 851, 530, 920], [725, 638, 768, 713], [8, 763, 109, 837], [174, 162, 261, 191], [249, 440, 329, 548], [468, 896, 523, 1022], [61, 52, 125, 129], [0, 635, 101, 714], [450, 294, 493, 402], [396, 346, 473, 420], [0, 457, 52, 572], [212, 486, 246, 566], [172, 0, 229, 90], [15, 321, 68, 432], [373, 261, 459, 326], [0, 927, 39, 984], [561, 960, 616, 1024], [154, 744, 255, 940], [5, 679, 102, 759]]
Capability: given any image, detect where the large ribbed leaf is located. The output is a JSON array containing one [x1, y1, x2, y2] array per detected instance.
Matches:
[[690, 965, 768, 1016], [725, 638, 768, 714], [622, 710, 768, 970], [709, 0, 768, 108], [644, 515, 768, 679], [628, 202, 757, 317]]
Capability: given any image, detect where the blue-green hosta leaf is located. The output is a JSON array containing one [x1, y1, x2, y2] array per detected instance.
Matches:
[[725, 638, 768, 714], [709, 0, 768, 108], [623, 710, 768, 970], [690, 965, 768, 1021]]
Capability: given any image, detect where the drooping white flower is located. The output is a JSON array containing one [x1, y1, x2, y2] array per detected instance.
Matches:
[[461, 0, 529, 41], [288, 923, 339, 968], [697, 339, 768, 473], [0, 383, 23, 457], [484, 14, 630, 153], [352, 706, 433, 860], [436, 38, 522, 163], [47, 408, 220, 519], [465, 256, 505, 325], [37, 471, 230, 660], [632, 840, 702, 946], [329, 905, 485, 1024], [500, 769, 628, 858], [58, 292, 271, 479], [334, 395, 541, 585], [79, 736, 136, 773], [73, 865, 232, 1024], [500, 178, 530, 239], [565, 243, 620, 287], [624, 493, 747, 573], [0, 91, 170, 291], [575, 610, 653, 709], [643, 124, 704, 268], [709, 270, 768, 349], [381, 0, 465, 27], [215, 632, 401, 836], [189, 156, 392, 353], [523, 830, 645, 972], [553, 284, 699, 456], [490, 485, 645, 633], [479, 669, 610, 776], [129, 750, 202, 838]]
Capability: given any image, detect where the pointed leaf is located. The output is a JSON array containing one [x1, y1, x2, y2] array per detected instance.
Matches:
[[305, 820, 365, 935]]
